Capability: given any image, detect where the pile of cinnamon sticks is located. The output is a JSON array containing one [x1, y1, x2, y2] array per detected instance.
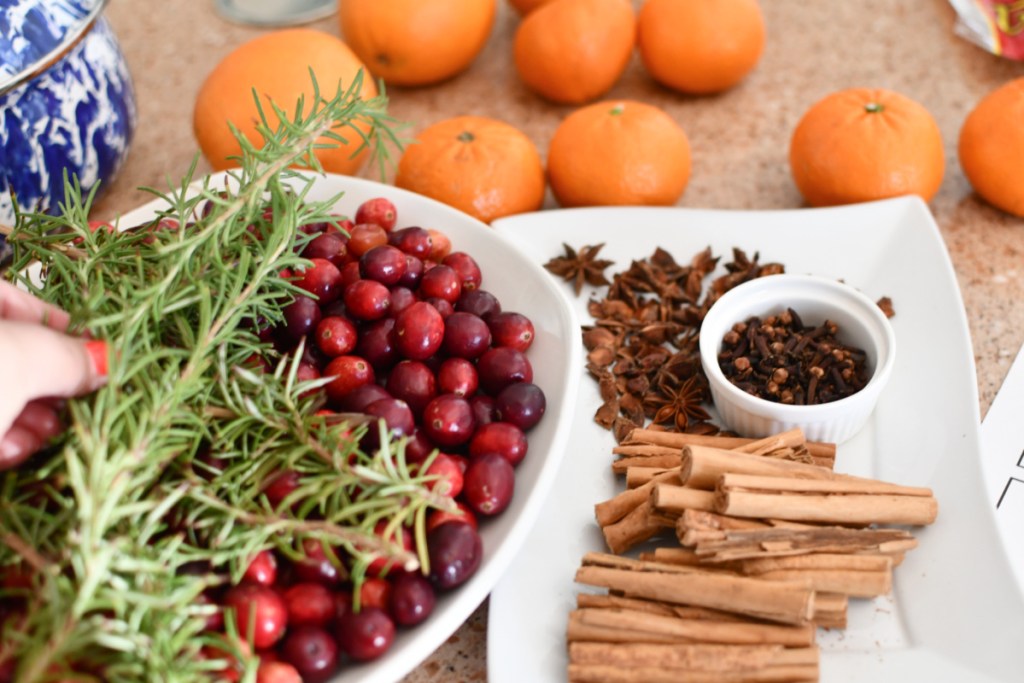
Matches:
[[568, 428, 938, 683]]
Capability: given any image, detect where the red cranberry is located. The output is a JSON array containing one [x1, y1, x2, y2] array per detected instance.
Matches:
[[295, 362, 321, 397], [355, 197, 397, 231], [488, 312, 535, 352], [389, 573, 436, 627], [469, 395, 497, 427], [424, 296, 455, 319], [422, 395, 476, 447], [364, 398, 415, 441], [495, 382, 546, 431], [397, 254, 424, 289], [256, 661, 302, 683], [442, 252, 482, 292], [356, 318, 398, 369], [394, 302, 445, 360], [340, 261, 361, 289], [424, 453, 465, 497], [333, 591, 353, 622], [336, 607, 395, 661], [200, 636, 251, 683], [324, 356, 375, 404], [456, 289, 501, 319], [427, 523, 483, 591], [419, 264, 462, 303], [389, 286, 418, 315], [315, 316, 358, 357], [336, 383, 391, 412], [404, 428, 437, 464], [283, 583, 335, 627], [348, 223, 388, 256], [359, 577, 392, 610], [281, 626, 339, 681], [469, 422, 528, 466], [367, 522, 415, 576], [243, 550, 278, 587], [386, 360, 437, 415], [426, 501, 478, 532], [295, 258, 343, 305], [223, 584, 288, 649], [388, 226, 432, 258], [463, 453, 515, 516], [282, 295, 321, 341], [442, 312, 492, 359], [302, 233, 347, 268], [360, 245, 407, 286], [344, 280, 391, 321], [294, 539, 345, 585], [428, 229, 452, 260], [437, 358, 479, 398], [477, 347, 533, 395], [263, 470, 300, 508]]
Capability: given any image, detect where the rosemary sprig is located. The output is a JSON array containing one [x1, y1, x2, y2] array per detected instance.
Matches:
[[0, 72, 440, 682]]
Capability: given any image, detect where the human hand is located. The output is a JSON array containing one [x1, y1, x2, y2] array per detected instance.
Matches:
[[0, 280, 107, 470]]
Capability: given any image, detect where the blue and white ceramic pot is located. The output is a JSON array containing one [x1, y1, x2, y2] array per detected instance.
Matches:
[[0, 0, 136, 257]]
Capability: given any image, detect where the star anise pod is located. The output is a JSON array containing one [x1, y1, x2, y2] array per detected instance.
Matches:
[[643, 375, 711, 431], [544, 243, 614, 296]]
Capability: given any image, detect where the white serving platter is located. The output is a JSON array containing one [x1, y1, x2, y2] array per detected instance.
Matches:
[[112, 171, 582, 683], [488, 197, 1024, 683]]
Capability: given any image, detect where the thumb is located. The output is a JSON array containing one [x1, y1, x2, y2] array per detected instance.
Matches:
[[0, 321, 107, 436]]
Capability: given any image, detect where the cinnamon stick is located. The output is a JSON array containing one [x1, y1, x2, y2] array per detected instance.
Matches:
[[595, 470, 682, 527], [650, 485, 716, 514], [568, 642, 818, 671], [811, 592, 848, 629], [694, 527, 917, 563], [602, 499, 666, 554], [621, 428, 836, 462], [567, 663, 820, 683], [682, 445, 842, 490], [627, 466, 673, 488], [577, 593, 681, 617], [574, 565, 815, 625]]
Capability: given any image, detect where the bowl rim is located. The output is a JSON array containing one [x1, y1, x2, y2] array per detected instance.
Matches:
[[699, 272, 896, 419], [0, 0, 109, 96]]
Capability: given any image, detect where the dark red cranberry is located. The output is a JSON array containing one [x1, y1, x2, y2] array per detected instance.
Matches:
[[333, 591, 353, 622], [295, 258, 343, 305], [336, 607, 395, 661], [419, 264, 462, 303], [283, 583, 335, 627], [367, 522, 415, 576], [488, 312, 535, 352], [282, 296, 321, 341], [469, 395, 497, 426], [403, 428, 436, 464], [243, 550, 278, 587], [388, 226, 432, 258], [422, 395, 476, 447], [427, 522, 483, 591], [397, 254, 424, 289], [295, 362, 321, 397], [196, 591, 225, 632], [469, 422, 528, 467], [340, 261, 361, 289], [302, 233, 347, 268], [424, 453, 465, 497], [364, 398, 415, 441], [442, 312, 491, 359], [463, 453, 515, 516], [495, 382, 546, 431], [394, 301, 445, 360], [316, 316, 358, 357], [386, 360, 437, 415], [294, 539, 344, 585], [360, 245, 407, 286], [256, 661, 302, 683], [359, 576, 392, 610], [427, 500, 478, 532], [389, 285, 418, 315], [442, 252, 482, 291], [356, 318, 398, 370], [323, 355, 375, 404], [355, 197, 397, 231], [424, 296, 455, 319], [263, 470, 300, 508], [281, 626, 339, 681], [456, 289, 501, 319], [477, 347, 533, 395], [223, 584, 288, 649], [437, 358, 478, 398], [389, 573, 436, 627], [344, 280, 391, 321], [337, 383, 392, 412]]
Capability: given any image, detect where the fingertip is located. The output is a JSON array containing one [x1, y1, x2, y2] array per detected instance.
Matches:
[[0, 427, 38, 471]]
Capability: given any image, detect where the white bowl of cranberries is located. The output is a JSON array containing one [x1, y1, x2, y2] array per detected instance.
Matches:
[[114, 171, 581, 683]]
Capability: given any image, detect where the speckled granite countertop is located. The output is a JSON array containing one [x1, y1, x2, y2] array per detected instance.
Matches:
[[93, 0, 1024, 680]]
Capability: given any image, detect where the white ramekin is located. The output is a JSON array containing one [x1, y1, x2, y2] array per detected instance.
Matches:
[[699, 274, 896, 444]]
